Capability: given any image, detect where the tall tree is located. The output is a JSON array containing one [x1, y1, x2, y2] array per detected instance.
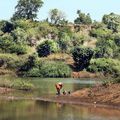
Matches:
[[74, 10, 92, 25], [12, 0, 43, 21], [49, 8, 66, 25]]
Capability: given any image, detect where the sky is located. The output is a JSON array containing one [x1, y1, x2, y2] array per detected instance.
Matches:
[[0, 0, 120, 22]]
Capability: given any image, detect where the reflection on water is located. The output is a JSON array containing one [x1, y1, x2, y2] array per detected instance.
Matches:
[[0, 76, 99, 97], [0, 76, 119, 120], [0, 100, 120, 120]]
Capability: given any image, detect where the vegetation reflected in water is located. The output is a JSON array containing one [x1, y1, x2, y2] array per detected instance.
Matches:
[[0, 100, 120, 120], [0, 76, 119, 120]]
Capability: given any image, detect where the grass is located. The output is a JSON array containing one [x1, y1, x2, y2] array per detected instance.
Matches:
[[0, 78, 34, 90]]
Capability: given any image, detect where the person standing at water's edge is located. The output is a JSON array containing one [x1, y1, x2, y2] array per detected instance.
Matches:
[[55, 82, 63, 95]]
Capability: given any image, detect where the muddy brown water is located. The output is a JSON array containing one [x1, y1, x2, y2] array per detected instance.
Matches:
[[0, 76, 120, 120]]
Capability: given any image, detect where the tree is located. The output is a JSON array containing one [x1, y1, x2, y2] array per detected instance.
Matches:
[[0, 34, 27, 55], [0, 21, 15, 33], [74, 10, 92, 25], [72, 46, 94, 70], [12, 0, 43, 21], [95, 38, 118, 58], [49, 8, 66, 24], [102, 13, 120, 32], [58, 32, 71, 53], [37, 40, 59, 57]]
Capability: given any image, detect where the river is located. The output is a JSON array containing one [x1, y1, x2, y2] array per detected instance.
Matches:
[[0, 76, 120, 120]]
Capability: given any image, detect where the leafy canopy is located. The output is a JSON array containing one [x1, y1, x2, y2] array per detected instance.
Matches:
[[49, 8, 66, 24], [72, 46, 94, 70], [12, 0, 44, 21], [74, 10, 92, 25], [102, 13, 120, 32]]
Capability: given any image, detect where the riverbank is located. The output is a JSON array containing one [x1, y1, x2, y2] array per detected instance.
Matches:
[[71, 71, 102, 78], [37, 83, 120, 109], [71, 83, 120, 106], [0, 87, 14, 94], [41, 83, 120, 109], [0, 83, 120, 110], [0, 68, 102, 78]]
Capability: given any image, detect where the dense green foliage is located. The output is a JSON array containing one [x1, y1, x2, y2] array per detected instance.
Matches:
[[72, 46, 94, 70], [37, 22, 58, 39], [87, 58, 120, 77], [74, 10, 92, 25], [102, 13, 120, 32], [12, 0, 44, 21], [18, 54, 37, 72], [37, 40, 59, 57], [0, 78, 34, 90], [0, 53, 26, 69], [0, 0, 120, 79], [0, 21, 15, 33], [49, 8, 66, 25], [22, 60, 72, 77]]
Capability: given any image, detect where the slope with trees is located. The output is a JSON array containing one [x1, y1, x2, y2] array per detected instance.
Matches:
[[0, 0, 120, 81]]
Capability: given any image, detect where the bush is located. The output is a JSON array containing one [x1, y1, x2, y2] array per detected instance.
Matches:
[[0, 53, 26, 69], [25, 60, 72, 77], [11, 79, 34, 90], [87, 58, 120, 77], [94, 38, 118, 58], [18, 53, 37, 72], [72, 46, 94, 70], [114, 34, 120, 46], [72, 33, 86, 46], [90, 28, 112, 38], [102, 13, 120, 32], [0, 20, 15, 33], [37, 40, 59, 57], [58, 32, 72, 53], [37, 22, 58, 39], [11, 28, 28, 44], [0, 78, 34, 90], [0, 34, 27, 55]]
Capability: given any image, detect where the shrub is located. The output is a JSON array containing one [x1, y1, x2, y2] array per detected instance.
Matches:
[[0, 34, 27, 55], [0, 78, 34, 90], [11, 28, 28, 44], [0, 20, 15, 33], [40, 61, 71, 77], [102, 13, 120, 32], [113, 78, 120, 83], [0, 53, 26, 69], [114, 34, 120, 46], [25, 60, 72, 77], [11, 79, 34, 90], [87, 58, 120, 77], [37, 22, 58, 39], [58, 32, 72, 53], [72, 46, 94, 70], [37, 40, 59, 57], [90, 28, 112, 38], [18, 53, 37, 72], [13, 19, 35, 30], [94, 38, 118, 58], [72, 33, 86, 46]]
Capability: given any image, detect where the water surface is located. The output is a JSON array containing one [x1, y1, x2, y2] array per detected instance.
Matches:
[[0, 76, 120, 120]]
